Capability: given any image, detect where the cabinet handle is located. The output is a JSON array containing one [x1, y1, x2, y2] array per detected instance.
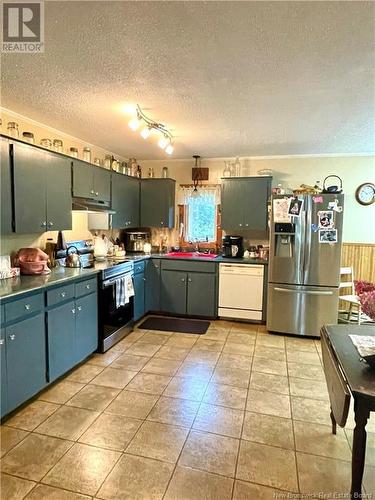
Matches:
[[71, 308, 76, 314], [41, 221, 47, 227], [77, 306, 82, 311], [24, 304, 31, 310], [155, 265, 159, 269], [48, 221, 54, 227], [143, 278, 146, 281], [9, 334, 16, 341], [0, 339, 4, 345], [239, 223, 243, 227], [60, 291, 66, 298], [90, 190, 95, 195], [245, 223, 249, 227], [188, 278, 192, 283], [95, 192, 99, 196], [85, 284, 90, 290], [160, 221, 164, 225], [181, 278, 185, 282]]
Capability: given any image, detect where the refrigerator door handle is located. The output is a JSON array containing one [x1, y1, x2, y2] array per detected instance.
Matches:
[[303, 195, 312, 284], [274, 287, 334, 296]]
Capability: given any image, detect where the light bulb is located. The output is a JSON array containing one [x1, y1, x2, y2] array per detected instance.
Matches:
[[165, 144, 174, 155], [158, 136, 168, 149], [128, 118, 140, 131], [122, 104, 137, 115], [140, 127, 151, 139]]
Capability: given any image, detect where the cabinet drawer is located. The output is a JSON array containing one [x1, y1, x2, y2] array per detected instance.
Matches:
[[5, 293, 44, 323], [75, 278, 97, 298], [134, 260, 146, 275], [161, 259, 217, 273], [47, 283, 75, 307]]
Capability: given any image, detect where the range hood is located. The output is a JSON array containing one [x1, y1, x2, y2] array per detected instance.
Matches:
[[72, 196, 115, 214]]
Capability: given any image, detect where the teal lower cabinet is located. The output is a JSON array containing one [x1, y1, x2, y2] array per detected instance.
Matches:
[[47, 300, 76, 382], [1, 327, 7, 417], [145, 259, 161, 312], [187, 272, 216, 317], [161, 270, 188, 315], [47, 278, 98, 382], [75, 292, 98, 363], [6, 313, 46, 413], [160, 260, 218, 318], [134, 272, 146, 321]]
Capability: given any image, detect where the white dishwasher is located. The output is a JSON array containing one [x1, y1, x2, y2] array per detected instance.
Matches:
[[218, 263, 264, 320]]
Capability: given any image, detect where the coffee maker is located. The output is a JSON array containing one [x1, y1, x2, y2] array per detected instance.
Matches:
[[222, 235, 244, 258], [124, 231, 150, 253]]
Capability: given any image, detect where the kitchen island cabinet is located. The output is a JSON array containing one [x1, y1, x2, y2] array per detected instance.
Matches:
[[221, 176, 272, 231], [111, 172, 140, 229], [12, 141, 72, 233], [140, 178, 175, 228]]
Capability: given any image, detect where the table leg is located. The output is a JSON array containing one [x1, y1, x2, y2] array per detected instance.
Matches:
[[351, 399, 369, 499], [330, 408, 337, 435]]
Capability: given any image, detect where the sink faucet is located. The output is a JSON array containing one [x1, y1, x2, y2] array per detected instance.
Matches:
[[189, 240, 200, 252]]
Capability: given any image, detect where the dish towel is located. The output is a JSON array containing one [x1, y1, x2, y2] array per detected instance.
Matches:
[[115, 278, 126, 308], [124, 275, 135, 304]]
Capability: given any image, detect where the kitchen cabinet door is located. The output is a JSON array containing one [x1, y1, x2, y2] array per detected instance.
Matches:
[[6, 314, 46, 412], [45, 151, 72, 231], [1, 327, 7, 417], [161, 270, 187, 315], [187, 272, 216, 317], [72, 160, 94, 198], [1, 138, 13, 234], [47, 301, 76, 382], [75, 292, 98, 363], [141, 179, 175, 228], [94, 167, 111, 202], [111, 173, 140, 229], [221, 177, 271, 231], [242, 177, 271, 231], [145, 259, 161, 312], [134, 273, 146, 321], [13, 141, 47, 233]]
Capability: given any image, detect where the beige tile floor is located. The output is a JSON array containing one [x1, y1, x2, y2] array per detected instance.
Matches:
[[1, 319, 374, 500]]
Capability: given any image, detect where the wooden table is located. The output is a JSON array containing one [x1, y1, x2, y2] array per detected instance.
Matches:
[[321, 324, 375, 499]]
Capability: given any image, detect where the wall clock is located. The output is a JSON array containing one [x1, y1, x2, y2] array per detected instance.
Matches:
[[355, 182, 375, 206]]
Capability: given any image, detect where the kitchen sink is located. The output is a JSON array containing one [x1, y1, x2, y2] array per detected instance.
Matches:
[[165, 251, 218, 259]]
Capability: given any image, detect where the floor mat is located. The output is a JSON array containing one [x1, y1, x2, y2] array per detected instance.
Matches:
[[138, 316, 210, 334]]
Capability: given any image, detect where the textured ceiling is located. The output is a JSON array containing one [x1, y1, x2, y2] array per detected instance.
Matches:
[[1, 1, 375, 159]]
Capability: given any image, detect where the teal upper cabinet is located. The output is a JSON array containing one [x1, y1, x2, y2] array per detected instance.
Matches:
[[1, 138, 13, 234], [140, 179, 175, 228], [13, 141, 72, 233], [221, 177, 272, 231], [111, 173, 140, 229], [72, 160, 111, 202], [45, 149, 72, 231]]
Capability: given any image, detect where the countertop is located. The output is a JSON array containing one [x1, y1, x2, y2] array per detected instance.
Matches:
[[0, 267, 101, 301], [0, 253, 268, 301]]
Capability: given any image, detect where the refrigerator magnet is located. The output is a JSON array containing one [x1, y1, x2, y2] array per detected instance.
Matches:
[[319, 229, 337, 243], [287, 198, 303, 217], [311, 223, 319, 233], [313, 195, 323, 204], [318, 210, 334, 229]]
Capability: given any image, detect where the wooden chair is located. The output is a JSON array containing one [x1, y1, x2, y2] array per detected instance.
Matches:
[[339, 267, 362, 325]]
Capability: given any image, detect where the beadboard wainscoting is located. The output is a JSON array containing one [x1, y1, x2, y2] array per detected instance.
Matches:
[[341, 243, 375, 282]]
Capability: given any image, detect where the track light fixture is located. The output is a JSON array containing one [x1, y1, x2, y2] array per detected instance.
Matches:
[[127, 104, 174, 154]]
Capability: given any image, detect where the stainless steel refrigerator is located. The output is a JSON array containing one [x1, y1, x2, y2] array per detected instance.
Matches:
[[267, 193, 344, 337]]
